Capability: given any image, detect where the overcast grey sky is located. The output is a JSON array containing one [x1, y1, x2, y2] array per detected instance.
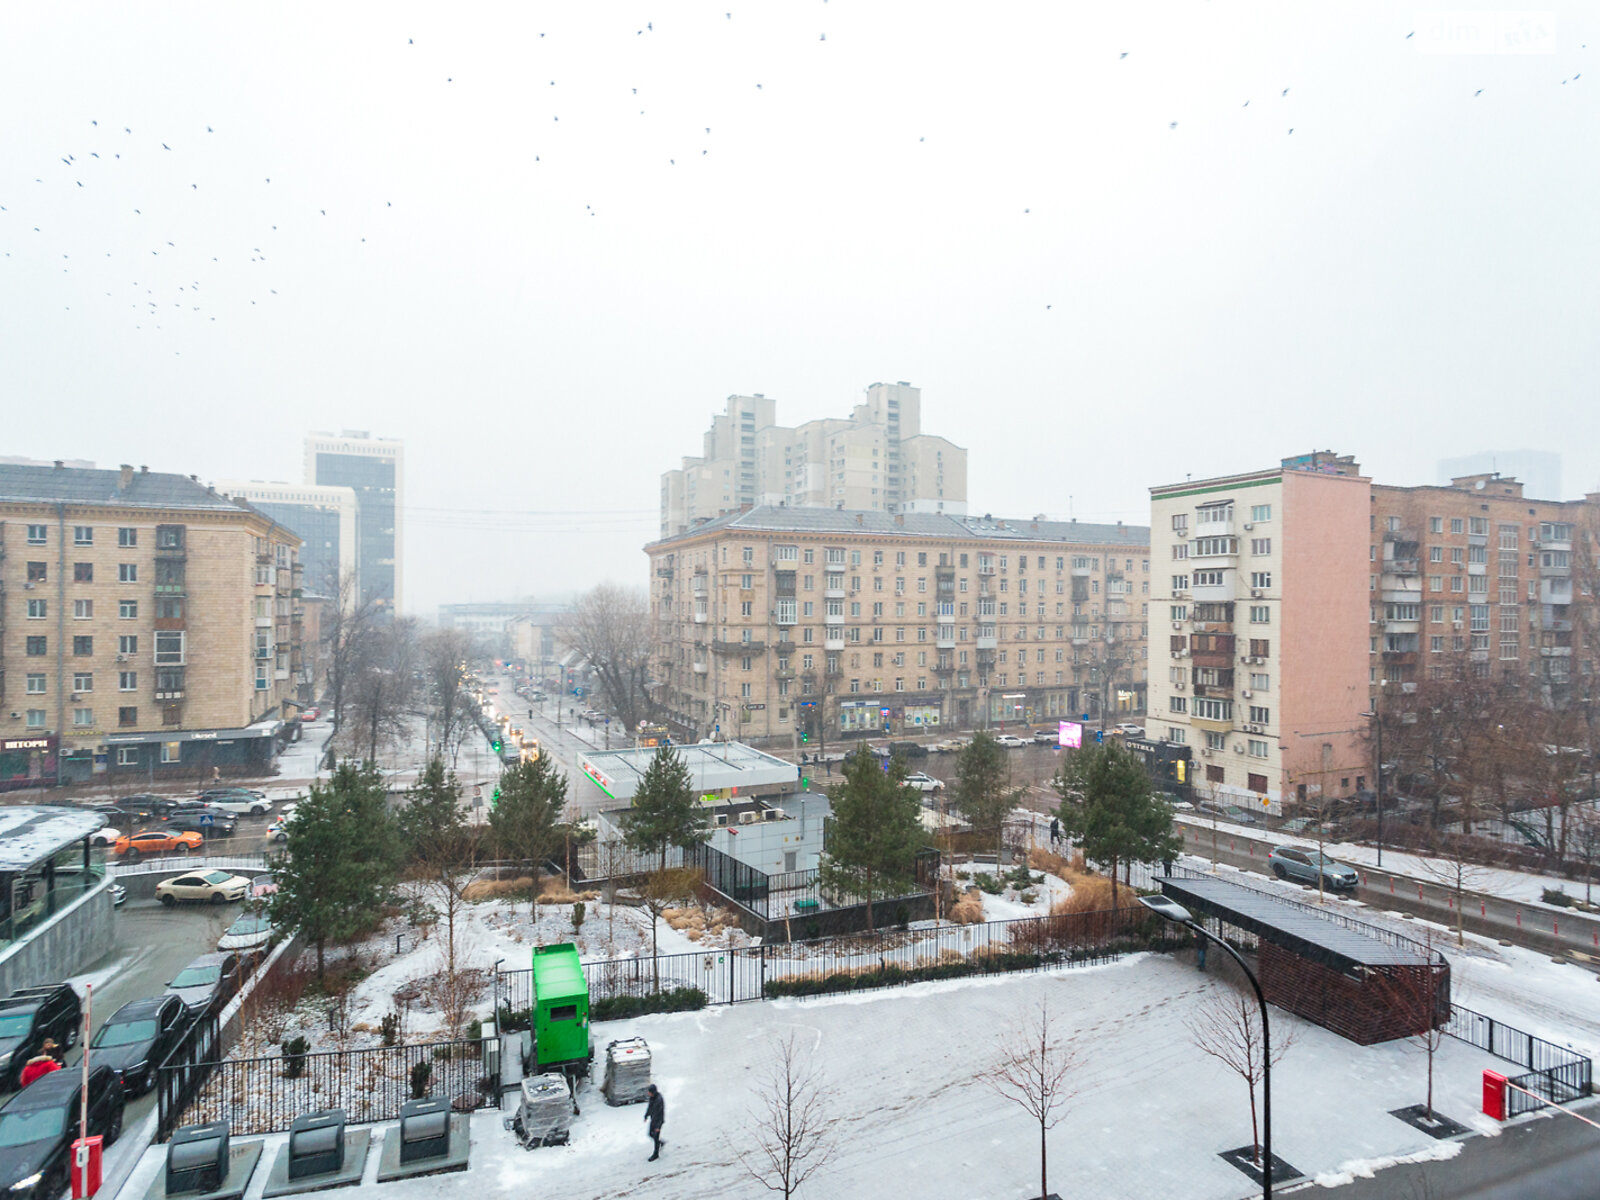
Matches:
[[3, 3, 1596, 616]]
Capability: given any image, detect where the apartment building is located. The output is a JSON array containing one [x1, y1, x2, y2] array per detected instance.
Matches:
[[1371, 470, 1594, 705], [659, 383, 967, 538], [647, 508, 1150, 745], [304, 431, 403, 612], [217, 480, 357, 598], [1149, 456, 1371, 814], [0, 462, 304, 787]]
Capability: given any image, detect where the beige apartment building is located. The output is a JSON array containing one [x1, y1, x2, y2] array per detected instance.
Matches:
[[0, 463, 305, 788], [647, 508, 1150, 746], [659, 383, 967, 538], [1149, 456, 1372, 815], [1149, 450, 1599, 815]]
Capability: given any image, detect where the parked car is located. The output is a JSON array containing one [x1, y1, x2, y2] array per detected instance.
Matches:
[[299, 707, 321, 721], [155, 870, 251, 907], [109, 884, 128, 908], [88, 824, 121, 847], [0, 1064, 124, 1198], [99, 794, 180, 823], [1114, 724, 1145, 738], [889, 741, 929, 760], [163, 814, 237, 840], [199, 787, 267, 801], [1267, 845, 1360, 892], [112, 830, 203, 858], [165, 951, 245, 1020], [250, 873, 278, 900], [266, 806, 301, 843], [190, 791, 271, 816], [217, 912, 275, 957], [0, 986, 82, 1092], [1032, 729, 1060, 745], [903, 772, 945, 793], [87, 995, 187, 1095], [993, 734, 1029, 748]]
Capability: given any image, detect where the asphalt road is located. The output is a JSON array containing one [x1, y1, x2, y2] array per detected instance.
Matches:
[[1174, 819, 1600, 966]]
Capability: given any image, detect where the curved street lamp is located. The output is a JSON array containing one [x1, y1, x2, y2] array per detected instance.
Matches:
[[1138, 894, 1275, 1199]]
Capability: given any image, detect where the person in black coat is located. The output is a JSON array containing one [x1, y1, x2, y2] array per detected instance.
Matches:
[[644, 1083, 665, 1161]]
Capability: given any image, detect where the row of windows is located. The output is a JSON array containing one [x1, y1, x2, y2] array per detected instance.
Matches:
[[18, 525, 194, 548], [23, 598, 144, 619], [19, 632, 185, 661], [760, 545, 1152, 572]]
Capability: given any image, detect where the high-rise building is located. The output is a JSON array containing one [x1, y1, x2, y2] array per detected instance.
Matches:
[[0, 462, 306, 786], [647, 507, 1149, 745], [305, 431, 404, 613], [216, 480, 357, 598], [660, 383, 967, 538], [1437, 450, 1561, 502]]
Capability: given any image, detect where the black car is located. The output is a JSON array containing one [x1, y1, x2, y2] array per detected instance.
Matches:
[[0, 1064, 123, 1198], [165, 952, 244, 1021], [99, 794, 180, 823], [164, 814, 238, 840], [0, 986, 81, 1092], [87, 995, 187, 1095], [167, 803, 241, 828]]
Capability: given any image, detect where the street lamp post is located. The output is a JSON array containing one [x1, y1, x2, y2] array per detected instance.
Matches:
[[1139, 895, 1274, 1199], [1363, 679, 1386, 869]]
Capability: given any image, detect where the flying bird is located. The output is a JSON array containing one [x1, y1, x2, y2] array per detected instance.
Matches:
[[1474, 89, 1483, 96], [206, 125, 212, 132], [1287, 128, 1294, 134], [90, 119, 96, 126], [1169, 121, 1178, 129], [1120, 51, 1128, 59], [1281, 88, 1289, 97], [1406, 30, 1414, 38], [162, 142, 171, 149]]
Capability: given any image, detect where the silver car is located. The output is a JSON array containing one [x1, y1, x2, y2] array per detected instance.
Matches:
[[1268, 845, 1359, 891]]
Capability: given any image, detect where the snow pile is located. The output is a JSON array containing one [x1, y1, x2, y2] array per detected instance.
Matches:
[[1312, 1138, 1464, 1187]]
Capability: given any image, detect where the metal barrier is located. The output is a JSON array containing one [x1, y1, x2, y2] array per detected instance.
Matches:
[[112, 854, 270, 878], [154, 1012, 221, 1142], [1443, 1003, 1593, 1115]]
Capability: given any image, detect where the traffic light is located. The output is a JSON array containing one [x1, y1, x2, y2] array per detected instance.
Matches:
[[491, 786, 501, 807], [800, 730, 810, 743], [492, 738, 503, 754], [801, 776, 811, 792]]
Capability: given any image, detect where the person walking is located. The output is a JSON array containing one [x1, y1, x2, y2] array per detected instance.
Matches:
[[18, 1040, 62, 1088], [644, 1083, 665, 1161], [1049, 816, 1061, 846]]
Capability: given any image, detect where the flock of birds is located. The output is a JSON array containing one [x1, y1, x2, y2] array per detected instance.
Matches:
[[0, 19, 1590, 339]]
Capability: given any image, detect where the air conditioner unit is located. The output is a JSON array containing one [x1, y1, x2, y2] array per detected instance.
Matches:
[[1174, 682, 1186, 692], [714, 813, 729, 826], [1172, 621, 1182, 630], [115, 654, 128, 663], [1243, 523, 1254, 531], [1452, 620, 1463, 630], [1251, 589, 1263, 599], [1234, 744, 1246, 754], [1172, 651, 1182, 659], [1241, 689, 1252, 699], [1201, 748, 1213, 758], [739, 810, 758, 825], [763, 809, 782, 822]]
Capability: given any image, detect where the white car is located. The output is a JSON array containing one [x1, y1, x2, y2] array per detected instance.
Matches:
[[994, 734, 1029, 748], [156, 870, 251, 907], [904, 772, 944, 793], [218, 912, 275, 956], [1114, 724, 1145, 738], [266, 806, 300, 843]]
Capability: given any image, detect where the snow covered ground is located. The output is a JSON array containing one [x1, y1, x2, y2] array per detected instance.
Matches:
[[111, 954, 1551, 1200]]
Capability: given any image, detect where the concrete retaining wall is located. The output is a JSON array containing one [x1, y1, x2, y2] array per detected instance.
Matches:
[[0, 878, 116, 996]]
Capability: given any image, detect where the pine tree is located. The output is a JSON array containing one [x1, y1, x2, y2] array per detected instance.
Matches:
[[620, 745, 710, 870], [398, 755, 466, 862], [1053, 739, 1181, 909], [488, 754, 567, 915], [818, 747, 926, 931], [269, 760, 399, 984], [954, 732, 1020, 869]]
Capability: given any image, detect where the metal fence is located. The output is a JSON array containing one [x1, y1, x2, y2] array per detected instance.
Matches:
[[159, 1037, 491, 1137], [1443, 1004, 1594, 1115], [494, 903, 1178, 1022], [154, 1012, 221, 1142], [112, 853, 270, 878]]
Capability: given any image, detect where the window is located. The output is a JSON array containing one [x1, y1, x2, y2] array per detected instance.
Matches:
[[1171, 514, 1188, 533], [116, 747, 139, 766], [118, 527, 137, 547], [73, 599, 92, 619], [119, 635, 138, 655], [1430, 636, 1444, 652], [741, 601, 753, 617], [72, 671, 92, 692], [118, 563, 137, 583], [156, 598, 184, 619], [1192, 570, 1223, 586], [26, 524, 47, 544], [1249, 605, 1269, 623], [740, 573, 753, 589], [1170, 605, 1188, 621], [1193, 698, 1232, 721], [27, 598, 47, 619], [1171, 544, 1189, 560], [1167, 727, 1186, 744], [26, 710, 46, 729], [1168, 696, 1187, 713], [1205, 731, 1226, 750], [1248, 705, 1270, 724], [1249, 638, 1270, 657], [1247, 739, 1269, 758], [26, 636, 47, 656], [1450, 518, 1464, 534], [1250, 538, 1271, 555], [113, 598, 137, 621], [73, 525, 93, 546], [118, 707, 138, 728], [73, 707, 94, 728], [74, 562, 93, 583], [1250, 504, 1271, 522], [27, 562, 46, 583], [1249, 572, 1272, 590], [119, 671, 137, 691], [160, 742, 181, 764], [73, 636, 92, 656], [155, 631, 186, 665], [26, 674, 45, 694], [1469, 517, 1488, 536]]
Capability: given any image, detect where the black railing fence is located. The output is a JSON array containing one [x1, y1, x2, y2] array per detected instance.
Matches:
[[1443, 1003, 1593, 1116], [158, 1037, 489, 1138], [153, 1011, 220, 1142], [494, 902, 1178, 1023]]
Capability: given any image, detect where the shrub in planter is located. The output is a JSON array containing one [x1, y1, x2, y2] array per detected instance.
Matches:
[[409, 1061, 432, 1100], [973, 872, 1004, 895], [281, 1035, 310, 1079], [1543, 887, 1573, 907], [379, 1013, 399, 1047], [590, 987, 708, 1021]]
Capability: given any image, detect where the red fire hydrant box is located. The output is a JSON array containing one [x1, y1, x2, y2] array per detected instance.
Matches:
[[1482, 1070, 1509, 1121], [71, 1135, 102, 1198]]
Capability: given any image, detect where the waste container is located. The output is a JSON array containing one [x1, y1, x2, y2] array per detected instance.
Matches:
[[1482, 1069, 1508, 1121]]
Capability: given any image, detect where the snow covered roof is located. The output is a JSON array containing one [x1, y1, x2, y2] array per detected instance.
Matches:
[[0, 806, 107, 872], [1156, 873, 1435, 969], [578, 741, 798, 802]]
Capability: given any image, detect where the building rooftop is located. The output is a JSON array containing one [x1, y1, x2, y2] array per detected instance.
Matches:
[[0, 807, 107, 873], [651, 505, 1149, 548], [0, 463, 245, 512], [578, 741, 798, 802]]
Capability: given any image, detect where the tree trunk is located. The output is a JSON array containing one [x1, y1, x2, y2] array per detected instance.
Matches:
[[1248, 1082, 1260, 1166], [316, 936, 326, 986], [1108, 854, 1120, 911], [865, 865, 875, 933], [1039, 1116, 1048, 1200]]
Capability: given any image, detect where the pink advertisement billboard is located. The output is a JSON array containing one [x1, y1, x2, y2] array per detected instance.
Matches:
[[1057, 721, 1082, 749]]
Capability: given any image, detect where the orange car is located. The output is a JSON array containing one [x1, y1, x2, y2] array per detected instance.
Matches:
[[113, 829, 204, 857]]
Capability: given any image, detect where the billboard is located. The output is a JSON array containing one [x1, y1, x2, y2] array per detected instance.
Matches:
[[1058, 721, 1083, 749]]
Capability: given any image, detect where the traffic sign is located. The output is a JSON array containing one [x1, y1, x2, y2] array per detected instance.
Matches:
[[198, 813, 214, 825]]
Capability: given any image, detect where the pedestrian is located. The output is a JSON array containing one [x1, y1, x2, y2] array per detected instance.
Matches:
[[18, 1040, 62, 1088], [644, 1083, 665, 1161], [1049, 817, 1061, 846]]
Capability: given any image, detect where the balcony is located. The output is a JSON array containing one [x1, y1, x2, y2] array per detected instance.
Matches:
[[824, 636, 845, 652], [712, 639, 765, 655], [1381, 650, 1418, 665], [656, 566, 674, 579], [936, 628, 956, 650], [823, 611, 844, 626], [692, 611, 709, 624], [978, 562, 996, 576], [976, 635, 997, 650], [1192, 682, 1233, 700], [1541, 579, 1574, 606], [775, 667, 796, 681], [155, 689, 185, 701], [692, 662, 708, 675], [1380, 584, 1423, 606], [1541, 645, 1573, 657], [934, 661, 955, 674], [824, 587, 846, 600], [1191, 577, 1236, 604], [154, 546, 186, 561]]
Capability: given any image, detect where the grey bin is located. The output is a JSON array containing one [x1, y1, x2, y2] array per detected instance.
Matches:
[[602, 1038, 653, 1106], [398, 1098, 452, 1164], [287, 1109, 345, 1180], [167, 1121, 230, 1195]]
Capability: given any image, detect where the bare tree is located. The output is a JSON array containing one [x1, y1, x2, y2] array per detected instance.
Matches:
[[403, 801, 485, 1039], [1372, 931, 1450, 1122], [561, 583, 654, 733], [345, 617, 419, 764], [418, 627, 478, 766], [1185, 963, 1296, 1168], [981, 1001, 1080, 1200], [320, 570, 382, 747], [1570, 803, 1600, 907], [638, 867, 702, 991], [734, 1034, 840, 1200]]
